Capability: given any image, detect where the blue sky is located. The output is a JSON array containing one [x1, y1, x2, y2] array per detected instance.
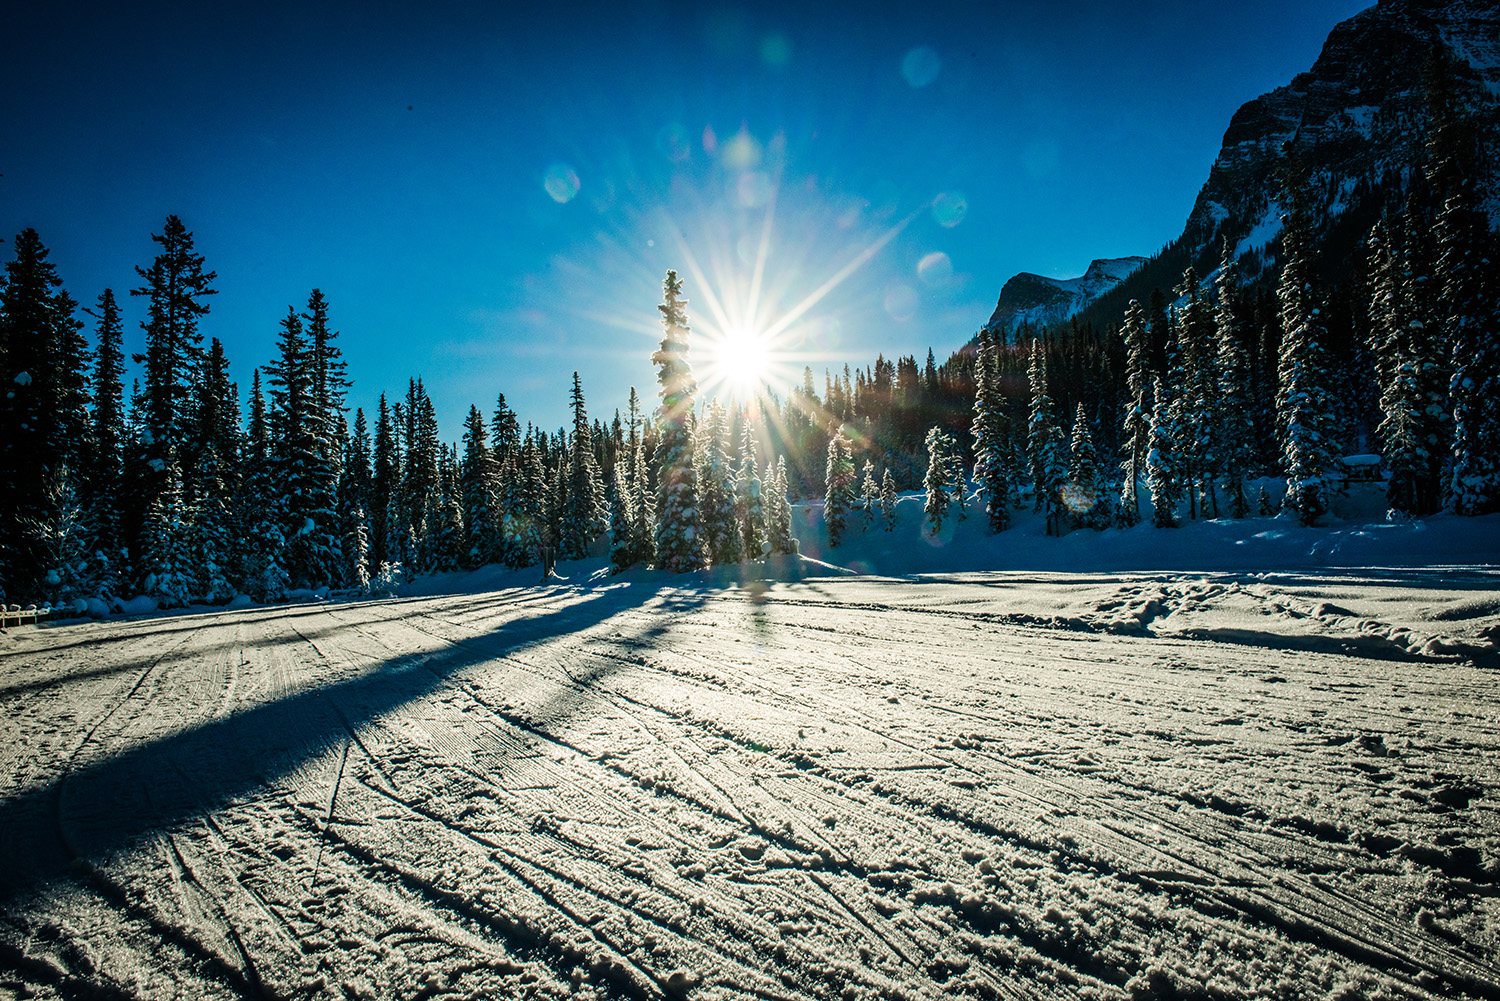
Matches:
[[4, 0, 1369, 437]]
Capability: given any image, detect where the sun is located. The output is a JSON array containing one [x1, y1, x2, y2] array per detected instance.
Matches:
[[706, 325, 772, 397]]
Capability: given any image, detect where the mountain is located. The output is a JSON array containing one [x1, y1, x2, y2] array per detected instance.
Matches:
[[984, 257, 1148, 331], [994, 0, 1500, 333]]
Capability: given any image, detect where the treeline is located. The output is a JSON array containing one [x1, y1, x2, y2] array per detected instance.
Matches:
[[0, 221, 814, 607]]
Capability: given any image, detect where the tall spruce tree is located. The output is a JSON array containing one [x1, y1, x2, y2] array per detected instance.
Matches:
[[1118, 299, 1150, 527], [131, 215, 216, 504], [1214, 240, 1254, 518], [652, 271, 706, 571], [737, 418, 765, 558], [1, 229, 89, 600], [1277, 208, 1342, 526], [1146, 377, 1183, 528], [697, 401, 741, 563], [971, 327, 1013, 532], [823, 426, 855, 548], [85, 289, 127, 562], [461, 404, 498, 567], [561, 372, 607, 559]]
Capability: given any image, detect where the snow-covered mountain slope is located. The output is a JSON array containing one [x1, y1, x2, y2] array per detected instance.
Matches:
[[1187, 0, 1500, 261], [984, 256, 1147, 331], [1035, 0, 1500, 330]]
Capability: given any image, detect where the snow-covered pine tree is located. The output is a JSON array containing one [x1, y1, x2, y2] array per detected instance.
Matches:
[[1276, 208, 1341, 526], [140, 459, 194, 607], [371, 394, 397, 571], [560, 372, 608, 559], [338, 408, 375, 587], [738, 419, 765, 557], [1176, 266, 1219, 519], [1214, 239, 1254, 518], [880, 468, 898, 531], [1117, 299, 1150, 527], [1067, 403, 1110, 530], [130, 216, 216, 515], [971, 327, 1013, 532], [302, 290, 348, 568], [345, 502, 371, 593], [823, 426, 855, 548], [924, 427, 955, 535], [608, 464, 638, 573], [84, 289, 127, 567], [0, 229, 91, 601], [427, 446, 463, 573], [1146, 377, 1183, 528], [1436, 180, 1498, 515], [26, 464, 95, 607], [1027, 338, 1066, 535], [858, 460, 878, 532], [265, 306, 341, 586], [491, 392, 521, 470], [1369, 217, 1438, 517], [460, 404, 498, 568], [696, 400, 740, 564], [652, 271, 706, 571], [766, 456, 793, 555], [1424, 42, 1499, 515]]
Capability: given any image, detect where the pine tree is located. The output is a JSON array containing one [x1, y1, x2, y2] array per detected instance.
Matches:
[[372, 394, 398, 570], [1214, 240, 1254, 518], [766, 456, 793, 555], [26, 464, 96, 607], [1436, 182, 1498, 515], [461, 404, 498, 567], [696, 400, 741, 563], [1177, 266, 1219, 519], [738, 419, 765, 558], [1147, 378, 1183, 528], [1277, 208, 1341, 526], [1027, 338, 1066, 535], [558, 372, 607, 559], [924, 427, 956, 535], [1117, 299, 1150, 527], [971, 328, 1013, 532], [492, 392, 521, 468], [1068, 403, 1110, 529], [140, 459, 194, 607], [880, 468, 898, 531], [266, 306, 340, 585], [84, 289, 127, 561], [131, 216, 216, 511], [823, 426, 856, 548], [1, 229, 89, 600], [652, 271, 706, 571], [858, 460, 879, 532]]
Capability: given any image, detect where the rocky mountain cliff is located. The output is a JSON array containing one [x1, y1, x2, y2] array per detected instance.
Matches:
[[991, 0, 1500, 334], [984, 257, 1148, 331]]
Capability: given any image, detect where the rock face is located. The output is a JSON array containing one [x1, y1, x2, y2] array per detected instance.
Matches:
[[988, 0, 1500, 331], [1189, 0, 1500, 263], [985, 257, 1148, 331]]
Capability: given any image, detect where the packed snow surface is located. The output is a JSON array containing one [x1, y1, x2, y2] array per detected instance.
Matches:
[[2, 500, 1498, 999]]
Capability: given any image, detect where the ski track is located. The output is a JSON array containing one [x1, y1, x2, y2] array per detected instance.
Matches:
[[0, 573, 1497, 1000]]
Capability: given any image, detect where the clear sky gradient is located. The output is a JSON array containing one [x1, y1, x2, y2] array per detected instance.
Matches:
[[4, 0, 1370, 438]]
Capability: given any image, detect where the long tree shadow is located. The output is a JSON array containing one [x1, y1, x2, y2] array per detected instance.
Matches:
[[0, 578, 708, 904]]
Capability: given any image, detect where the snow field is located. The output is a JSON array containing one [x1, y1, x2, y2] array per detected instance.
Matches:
[[1, 567, 1497, 1000]]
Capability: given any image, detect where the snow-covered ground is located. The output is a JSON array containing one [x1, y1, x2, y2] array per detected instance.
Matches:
[[2, 493, 1499, 1000]]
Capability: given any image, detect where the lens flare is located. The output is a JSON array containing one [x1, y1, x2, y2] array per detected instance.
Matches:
[[883, 283, 918, 321], [931, 190, 967, 227], [902, 46, 941, 88], [917, 251, 952, 285], [543, 164, 580, 203]]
